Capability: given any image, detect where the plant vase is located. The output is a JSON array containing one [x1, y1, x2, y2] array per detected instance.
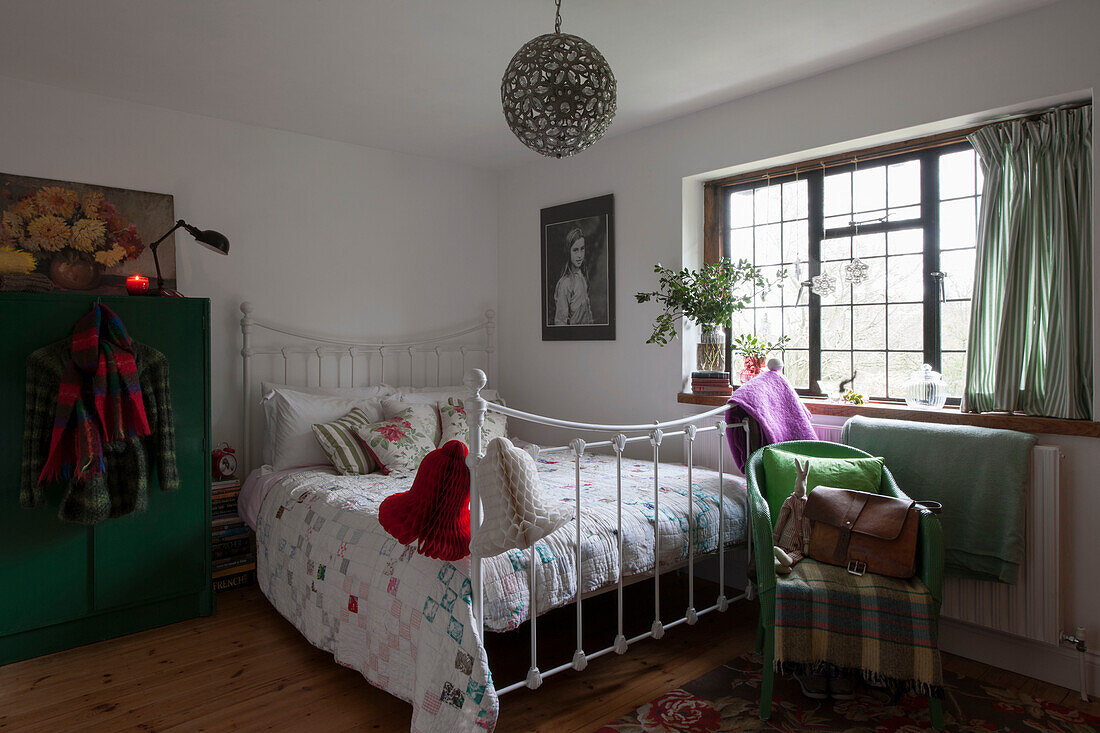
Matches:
[[48, 252, 103, 291], [696, 327, 725, 372], [739, 356, 765, 384]]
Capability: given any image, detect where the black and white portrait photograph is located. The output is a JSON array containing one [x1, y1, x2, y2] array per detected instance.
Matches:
[[541, 194, 615, 341]]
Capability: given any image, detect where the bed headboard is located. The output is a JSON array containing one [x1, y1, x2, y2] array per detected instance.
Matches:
[[239, 302, 496, 472]]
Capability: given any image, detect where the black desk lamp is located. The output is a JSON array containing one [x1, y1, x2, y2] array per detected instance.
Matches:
[[147, 219, 230, 296]]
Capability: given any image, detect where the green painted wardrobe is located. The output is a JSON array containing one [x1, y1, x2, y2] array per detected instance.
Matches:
[[0, 293, 213, 665]]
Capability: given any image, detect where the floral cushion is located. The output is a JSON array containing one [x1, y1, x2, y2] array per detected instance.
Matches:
[[439, 397, 507, 449], [355, 405, 438, 475], [380, 398, 442, 443]]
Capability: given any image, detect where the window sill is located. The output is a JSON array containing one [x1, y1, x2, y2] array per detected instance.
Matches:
[[676, 392, 1100, 438]]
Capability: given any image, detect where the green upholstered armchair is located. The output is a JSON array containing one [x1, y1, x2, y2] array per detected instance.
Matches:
[[745, 440, 946, 730]]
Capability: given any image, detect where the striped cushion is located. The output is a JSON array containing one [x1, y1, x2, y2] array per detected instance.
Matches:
[[312, 407, 379, 474]]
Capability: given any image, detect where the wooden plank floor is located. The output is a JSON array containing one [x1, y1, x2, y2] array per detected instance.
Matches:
[[0, 586, 1095, 732]]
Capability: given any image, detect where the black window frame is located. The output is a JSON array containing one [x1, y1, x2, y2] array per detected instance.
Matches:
[[715, 141, 973, 405]]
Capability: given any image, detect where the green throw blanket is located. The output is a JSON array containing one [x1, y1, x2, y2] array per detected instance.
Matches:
[[841, 415, 1035, 583]]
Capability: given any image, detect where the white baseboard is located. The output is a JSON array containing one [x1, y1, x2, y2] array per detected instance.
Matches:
[[940, 618, 1097, 699]]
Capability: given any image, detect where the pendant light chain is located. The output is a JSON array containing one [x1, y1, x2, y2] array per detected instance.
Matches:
[[554, 0, 562, 33]]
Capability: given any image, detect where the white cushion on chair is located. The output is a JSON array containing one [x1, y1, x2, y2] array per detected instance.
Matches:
[[471, 437, 573, 558]]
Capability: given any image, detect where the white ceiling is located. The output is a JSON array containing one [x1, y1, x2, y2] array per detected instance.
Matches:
[[0, 0, 1055, 170]]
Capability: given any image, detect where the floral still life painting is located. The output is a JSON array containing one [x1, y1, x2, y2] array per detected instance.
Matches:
[[0, 172, 175, 293]]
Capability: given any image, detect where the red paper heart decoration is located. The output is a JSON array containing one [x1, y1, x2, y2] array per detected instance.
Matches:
[[378, 440, 471, 561]]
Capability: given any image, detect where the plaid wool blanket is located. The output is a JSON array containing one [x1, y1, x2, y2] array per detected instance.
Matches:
[[774, 559, 943, 697]]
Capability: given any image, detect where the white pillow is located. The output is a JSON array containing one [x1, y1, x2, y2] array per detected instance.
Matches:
[[260, 382, 394, 465], [390, 392, 449, 406], [471, 437, 574, 558], [270, 390, 384, 470], [397, 385, 501, 403], [261, 381, 396, 401]]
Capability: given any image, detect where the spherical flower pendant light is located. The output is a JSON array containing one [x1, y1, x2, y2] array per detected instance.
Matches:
[[501, 0, 617, 158]]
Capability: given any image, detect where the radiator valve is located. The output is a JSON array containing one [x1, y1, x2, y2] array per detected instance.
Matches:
[[1062, 631, 1088, 653], [1061, 627, 1089, 703]]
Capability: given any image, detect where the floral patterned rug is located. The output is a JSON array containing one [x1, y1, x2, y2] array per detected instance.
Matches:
[[596, 654, 1097, 732]]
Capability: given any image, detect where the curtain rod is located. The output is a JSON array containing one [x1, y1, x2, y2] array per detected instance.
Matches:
[[706, 99, 1091, 190], [1012, 99, 1091, 123]]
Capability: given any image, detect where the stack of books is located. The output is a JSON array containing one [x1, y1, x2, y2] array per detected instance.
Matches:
[[212, 478, 256, 592], [691, 371, 733, 396]]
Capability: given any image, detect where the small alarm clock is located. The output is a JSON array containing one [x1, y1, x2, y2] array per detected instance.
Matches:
[[212, 442, 238, 480]]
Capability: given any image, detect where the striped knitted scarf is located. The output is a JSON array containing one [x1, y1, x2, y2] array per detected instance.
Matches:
[[38, 304, 151, 485]]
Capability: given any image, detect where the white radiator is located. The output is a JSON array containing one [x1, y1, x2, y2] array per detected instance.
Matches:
[[811, 422, 1063, 646], [940, 445, 1062, 645], [812, 423, 845, 443], [688, 428, 744, 475]]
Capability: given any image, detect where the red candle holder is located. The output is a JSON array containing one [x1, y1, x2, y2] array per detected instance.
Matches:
[[126, 274, 150, 296]]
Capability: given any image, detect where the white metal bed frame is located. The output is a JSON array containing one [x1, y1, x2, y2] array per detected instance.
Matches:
[[240, 301, 496, 470], [239, 302, 751, 699], [461, 368, 749, 694]]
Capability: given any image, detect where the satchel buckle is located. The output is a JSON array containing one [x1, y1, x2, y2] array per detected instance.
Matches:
[[847, 560, 867, 576]]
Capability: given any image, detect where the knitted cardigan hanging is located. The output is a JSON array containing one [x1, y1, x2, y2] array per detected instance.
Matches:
[[22, 339, 179, 525], [38, 303, 151, 485]]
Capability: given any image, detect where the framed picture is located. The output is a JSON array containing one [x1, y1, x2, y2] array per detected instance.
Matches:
[[541, 193, 615, 341], [0, 172, 175, 294]]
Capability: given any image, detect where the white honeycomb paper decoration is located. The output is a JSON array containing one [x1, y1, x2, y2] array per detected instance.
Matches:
[[471, 437, 575, 557]]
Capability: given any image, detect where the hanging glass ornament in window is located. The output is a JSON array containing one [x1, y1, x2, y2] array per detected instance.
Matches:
[[811, 271, 836, 297], [842, 257, 869, 285]]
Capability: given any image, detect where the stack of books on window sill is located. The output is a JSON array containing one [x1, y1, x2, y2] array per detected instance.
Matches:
[[212, 478, 256, 592], [691, 371, 733, 397]]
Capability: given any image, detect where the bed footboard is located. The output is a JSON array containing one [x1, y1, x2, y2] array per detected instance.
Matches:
[[463, 368, 751, 694]]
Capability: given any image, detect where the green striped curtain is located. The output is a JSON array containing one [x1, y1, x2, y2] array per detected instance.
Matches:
[[963, 106, 1092, 419]]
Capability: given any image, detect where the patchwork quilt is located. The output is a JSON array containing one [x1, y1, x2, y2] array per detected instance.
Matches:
[[484, 452, 747, 631], [255, 451, 747, 732]]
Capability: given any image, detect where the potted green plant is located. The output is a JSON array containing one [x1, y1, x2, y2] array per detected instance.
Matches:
[[731, 333, 790, 383], [635, 260, 779, 372]]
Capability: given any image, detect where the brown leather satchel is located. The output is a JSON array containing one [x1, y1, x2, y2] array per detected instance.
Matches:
[[804, 486, 920, 578]]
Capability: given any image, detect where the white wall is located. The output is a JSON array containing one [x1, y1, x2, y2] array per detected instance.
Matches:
[[497, 0, 1099, 692], [0, 74, 499, 457]]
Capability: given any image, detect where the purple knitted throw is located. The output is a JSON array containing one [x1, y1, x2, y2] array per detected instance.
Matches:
[[725, 370, 816, 471]]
